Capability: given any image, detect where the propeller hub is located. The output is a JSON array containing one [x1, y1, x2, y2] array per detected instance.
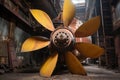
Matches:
[[50, 27, 75, 52]]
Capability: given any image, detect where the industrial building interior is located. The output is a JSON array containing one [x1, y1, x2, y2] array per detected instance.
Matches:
[[0, 0, 120, 80]]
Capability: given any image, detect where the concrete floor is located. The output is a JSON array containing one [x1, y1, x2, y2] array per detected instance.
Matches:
[[0, 65, 120, 80]]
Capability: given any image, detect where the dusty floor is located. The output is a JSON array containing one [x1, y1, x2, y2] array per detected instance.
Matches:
[[0, 65, 120, 80]]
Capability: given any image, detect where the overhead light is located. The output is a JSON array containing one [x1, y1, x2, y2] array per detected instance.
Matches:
[[72, 0, 85, 4]]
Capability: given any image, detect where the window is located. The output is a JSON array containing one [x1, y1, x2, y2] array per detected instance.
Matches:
[[115, 2, 120, 20]]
